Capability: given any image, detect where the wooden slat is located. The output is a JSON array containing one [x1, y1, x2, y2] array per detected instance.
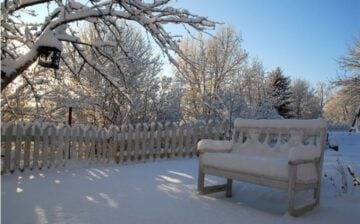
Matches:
[[134, 123, 141, 161], [4, 124, 13, 173], [41, 126, 50, 169], [119, 125, 127, 163], [54, 125, 63, 168], [164, 122, 171, 159], [83, 126, 90, 161], [109, 126, 118, 163], [14, 123, 23, 172], [156, 122, 163, 160], [88, 126, 95, 162], [103, 129, 110, 162], [33, 124, 41, 170], [171, 122, 178, 158], [126, 124, 134, 161], [48, 124, 56, 169], [141, 123, 149, 161], [23, 123, 32, 171], [96, 128, 103, 162], [178, 122, 184, 157], [78, 126, 85, 160], [185, 125, 192, 157], [63, 125, 71, 166], [193, 124, 199, 156], [149, 123, 155, 161]]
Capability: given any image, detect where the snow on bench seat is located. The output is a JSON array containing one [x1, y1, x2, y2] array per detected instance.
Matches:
[[202, 153, 318, 184], [197, 118, 327, 217]]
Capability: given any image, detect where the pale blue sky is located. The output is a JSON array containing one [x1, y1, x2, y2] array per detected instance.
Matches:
[[10, 0, 360, 85], [166, 0, 360, 84]]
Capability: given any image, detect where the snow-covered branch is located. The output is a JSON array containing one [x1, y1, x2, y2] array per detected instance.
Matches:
[[1, 0, 216, 90]]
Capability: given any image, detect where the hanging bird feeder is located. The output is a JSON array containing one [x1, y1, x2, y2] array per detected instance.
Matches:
[[37, 31, 63, 69]]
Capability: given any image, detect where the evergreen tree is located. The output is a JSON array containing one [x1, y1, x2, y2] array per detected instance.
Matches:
[[266, 67, 292, 118]]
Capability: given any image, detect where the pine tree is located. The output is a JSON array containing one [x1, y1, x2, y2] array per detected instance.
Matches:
[[266, 67, 292, 118]]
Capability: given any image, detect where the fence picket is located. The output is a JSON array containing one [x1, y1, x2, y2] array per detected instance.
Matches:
[[178, 122, 185, 158], [185, 125, 192, 157], [14, 123, 23, 172], [134, 124, 141, 161], [4, 124, 13, 173], [149, 123, 156, 161], [128, 124, 134, 161], [110, 126, 118, 164], [1, 120, 222, 173], [88, 127, 95, 162], [33, 124, 41, 170], [78, 126, 85, 160], [48, 124, 56, 169], [141, 123, 148, 161], [171, 122, 178, 158], [23, 123, 32, 171], [63, 125, 71, 166], [41, 125, 50, 169], [119, 125, 127, 163], [164, 122, 171, 159], [56, 125, 65, 168], [97, 129, 103, 162]]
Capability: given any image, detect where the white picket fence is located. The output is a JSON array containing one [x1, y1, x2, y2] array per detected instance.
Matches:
[[1, 120, 229, 174]]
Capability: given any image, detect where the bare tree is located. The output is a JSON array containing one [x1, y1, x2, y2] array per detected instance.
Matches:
[[335, 36, 360, 108], [290, 78, 320, 119], [176, 26, 247, 122], [235, 58, 265, 116], [1, 0, 216, 91]]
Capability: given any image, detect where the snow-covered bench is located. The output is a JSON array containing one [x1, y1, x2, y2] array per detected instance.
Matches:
[[197, 118, 327, 217]]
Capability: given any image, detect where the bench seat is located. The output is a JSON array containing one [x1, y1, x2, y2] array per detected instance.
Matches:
[[197, 118, 327, 217]]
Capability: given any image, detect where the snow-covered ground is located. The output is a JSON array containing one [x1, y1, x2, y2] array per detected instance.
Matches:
[[1, 132, 359, 224]]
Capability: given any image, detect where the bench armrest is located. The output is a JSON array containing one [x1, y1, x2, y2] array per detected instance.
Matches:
[[197, 139, 233, 153], [288, 146, 321, 165]]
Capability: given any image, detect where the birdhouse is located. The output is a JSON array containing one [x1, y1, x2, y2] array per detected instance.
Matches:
[[38, 46, 61, 69], [37, 31, 63, 69]]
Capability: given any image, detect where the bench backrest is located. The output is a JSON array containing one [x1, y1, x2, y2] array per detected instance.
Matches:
[[231, 119, 327, 155]]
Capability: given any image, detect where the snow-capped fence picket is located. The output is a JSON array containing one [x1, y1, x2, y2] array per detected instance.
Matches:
[[1, 120, 229, 174]]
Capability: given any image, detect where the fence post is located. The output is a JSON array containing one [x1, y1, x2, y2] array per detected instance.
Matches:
[[128, 124, 134, 162], [119, 124, 127, 163], [156, 122, 163, 160], [149, 122, 156, 161], [171, 122, 178, 158], [23, 123, 32, 171], [14, 122, 23, 172], [178, 122, 185, 158], [110, 125, 119, 164], [63, 125, 71, 166], [4, 123, 13, 173], [142, 123, 149, 162]]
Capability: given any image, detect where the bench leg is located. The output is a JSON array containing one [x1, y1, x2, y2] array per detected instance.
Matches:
[[288, 183, 318, 216], [198, 166, 205, 194], [226, 178, 233, 197], [314, 184, 321, 206], [198, 165, 233, 197]]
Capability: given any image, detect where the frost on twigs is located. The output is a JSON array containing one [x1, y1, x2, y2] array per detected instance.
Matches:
[[324, 159, 359, 195], [1, 0, 216, 90]]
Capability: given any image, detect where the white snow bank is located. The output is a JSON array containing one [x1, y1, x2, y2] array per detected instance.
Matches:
[[1, 132, 359, 224]]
